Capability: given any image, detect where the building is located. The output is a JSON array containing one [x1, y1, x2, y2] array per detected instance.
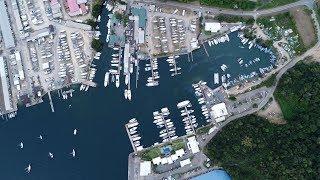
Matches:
[[187, 136, 200, 154], [139, 161, 151, 176], [0, 0, 15, 49], [0, 57, 13, 111], [204, 22, 221, 33], [210, 103, 228, 123]]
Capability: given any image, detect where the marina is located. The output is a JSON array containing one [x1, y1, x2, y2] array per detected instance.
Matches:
[[0, 4, 276, 179]]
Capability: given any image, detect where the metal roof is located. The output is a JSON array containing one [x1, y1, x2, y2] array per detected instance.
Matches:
[[0, 0, 15, 49]]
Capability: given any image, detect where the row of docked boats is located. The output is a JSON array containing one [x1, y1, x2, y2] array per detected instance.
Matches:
[[177, 100, 197, 135], [207, 34, 230, 47], [192, 81, 210, 120], [153, 107, 177, 142], [126, 118, 143, 151], [146, 58, 159, 87], [166, 55, 182, 77]]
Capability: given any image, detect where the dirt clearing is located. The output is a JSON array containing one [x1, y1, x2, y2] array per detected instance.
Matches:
[[290, 7, 316, 47]]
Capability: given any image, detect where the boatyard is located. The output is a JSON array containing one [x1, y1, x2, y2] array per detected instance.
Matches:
[[0, 0, 97, 117]]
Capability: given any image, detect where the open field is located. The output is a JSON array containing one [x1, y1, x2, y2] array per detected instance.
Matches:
[[290, 8, 316, 47]]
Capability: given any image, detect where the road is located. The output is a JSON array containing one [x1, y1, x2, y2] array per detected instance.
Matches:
[[134, 0, 315, 18]]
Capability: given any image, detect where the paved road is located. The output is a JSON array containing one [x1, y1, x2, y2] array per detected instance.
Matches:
[[134, 0, 315, 18]]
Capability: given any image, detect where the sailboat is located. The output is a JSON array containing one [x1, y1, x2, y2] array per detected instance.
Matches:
[[25, 164, 31, 173], [71, 149, 76, 157]]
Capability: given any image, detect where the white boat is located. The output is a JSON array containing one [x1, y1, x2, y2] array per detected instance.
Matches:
[[112, 54, 118, 57], [25, 164, 31, 173], [125, 74, 129, 85], [19, 142, 24, 149], [132, 136, 141, 141], [71, 149, 76, 157], [130, 130, 137, 135], [104, 72, 109, 87], [127, 89, 132, 101], [49, 152, 54, 159], [127, 122, 138, 128], [129, 118, 137, 123], [115, 74, 120, 88], [220, 64, 228, 71], [177, 100, 190, 108], [124, 89, 128, 99], [73, 129, 77, 135], [214, 73, 219, 84], [113, 47, 119, 51], [38, 135, 43, 140]]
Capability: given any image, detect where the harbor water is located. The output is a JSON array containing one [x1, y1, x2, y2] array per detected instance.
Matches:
[[0, 8, 274, 180]]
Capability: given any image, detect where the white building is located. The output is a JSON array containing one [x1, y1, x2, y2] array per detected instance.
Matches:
[[204, 22, 221, 33], [139, 161, 151, 176], [187, 136, 200, 154], [210, 103, 228, 123]]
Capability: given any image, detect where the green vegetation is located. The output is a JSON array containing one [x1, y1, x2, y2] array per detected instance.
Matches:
[[200, 0, 257, 10], [256, 38, 273, 48], [92, 0, 103, 18], [214, 14, 255, 25], [257, 12, 306, 56], [85, 19, 98, 29], [228, 95, 237, 101], [196, 125, 213, 135], [259, 0, 298, 9], [206, 62, 320, 179], [252, 73, 277, 89], [140, 139, 186, 161], [91, 39, 103, 52], [114, 12, 129, 26]]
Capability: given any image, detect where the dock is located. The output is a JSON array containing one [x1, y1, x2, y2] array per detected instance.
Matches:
[[48, 91, 55, 113], [125, 123, 138, 152], [202, 43, 210, 57]]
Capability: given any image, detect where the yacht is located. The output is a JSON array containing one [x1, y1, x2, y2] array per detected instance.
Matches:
[[49, 152, 54, 159], [71, 149, 76, 157], [124, 89, 128, 99], [38, 135, 43, 140], [220, 64, 228, 71], [214, 73, 219, 84], [127, 89, 132, 101], [129, 118, 137, 123], [25, 164, 31, 173], [104, 72, 109, 87], [115, 74, 120, 88], [73, 129, 77, 135], [19, 142, 24, 149], [125, 74, 129, 85]]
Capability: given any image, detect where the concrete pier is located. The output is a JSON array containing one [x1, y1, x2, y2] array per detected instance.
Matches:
[[48, 91, 55, 113]]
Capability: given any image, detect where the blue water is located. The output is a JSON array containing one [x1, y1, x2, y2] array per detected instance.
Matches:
[[0, 6, 273, 180]]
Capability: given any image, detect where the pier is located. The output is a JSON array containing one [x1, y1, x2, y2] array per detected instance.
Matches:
[[48, 91, 55, 113], [125, 123, 138, 152], [202, 43, 210, 57]]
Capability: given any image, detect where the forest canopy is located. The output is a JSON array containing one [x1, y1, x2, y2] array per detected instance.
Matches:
[[206, 62, 320, 179]]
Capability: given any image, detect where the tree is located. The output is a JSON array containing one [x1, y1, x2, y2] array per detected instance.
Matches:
[[91, 39, 103, 52]]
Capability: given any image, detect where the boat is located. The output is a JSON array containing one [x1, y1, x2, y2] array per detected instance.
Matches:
[[112, 54, 118, 57], [130, 130, 137, 135], [71, 149, 76, 157], [177, 100, 190, 108], [73, 129, 77, 135], [25, 164, 31, 173], [115, 74, 120, 88], [104, 72, 109, 87], [127, 89, 132, 101], [214, 73, 219, 84], [125, 74, 129, 85], [124, 89, 128, 99], [220, 64, 228, 71], [129, 118, 137, 123], [19, 142, 24, 149], [49, 152, 54, 159], [127, 122, 138, 128], [38, 135, 43, 140]]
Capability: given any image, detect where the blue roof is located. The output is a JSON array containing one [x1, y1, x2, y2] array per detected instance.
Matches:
[[131, 8, 147, 29], [192, 170, 231, 180]]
